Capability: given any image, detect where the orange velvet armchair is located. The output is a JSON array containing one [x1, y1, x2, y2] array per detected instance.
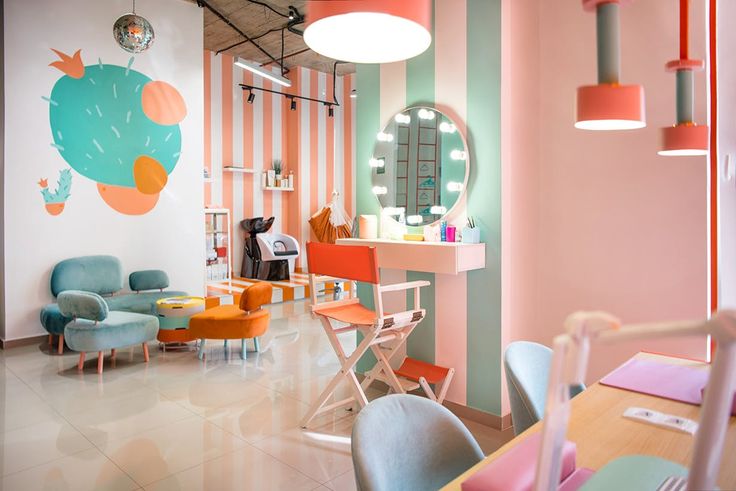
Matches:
[[189, 282, 273, 360]]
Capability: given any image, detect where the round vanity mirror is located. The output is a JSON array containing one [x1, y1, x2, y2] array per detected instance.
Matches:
[[371, 106, 469, 226]]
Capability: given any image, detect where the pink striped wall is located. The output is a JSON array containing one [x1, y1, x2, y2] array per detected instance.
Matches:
[[203, 51, 355, 273]]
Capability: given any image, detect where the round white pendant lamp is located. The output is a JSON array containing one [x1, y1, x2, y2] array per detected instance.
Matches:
[[303, 0, 432, 64]]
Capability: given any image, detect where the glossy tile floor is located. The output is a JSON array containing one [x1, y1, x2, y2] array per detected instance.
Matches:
[[0, 301, 512, 490]]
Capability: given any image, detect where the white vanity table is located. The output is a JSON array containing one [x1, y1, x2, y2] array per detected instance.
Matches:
[[335, 238, 485, 275]]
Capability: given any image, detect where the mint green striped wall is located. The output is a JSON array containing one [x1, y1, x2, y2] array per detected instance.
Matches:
[[356, 64, 381, 373], [354, 0, 503, 416], [465, 0, 503, 415]]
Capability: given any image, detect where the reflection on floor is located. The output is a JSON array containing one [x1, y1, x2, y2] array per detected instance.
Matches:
[[0, 300, 513, 490]]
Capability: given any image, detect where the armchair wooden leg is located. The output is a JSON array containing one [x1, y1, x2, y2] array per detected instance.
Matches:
[[111, 348, 116, 359], [142, 343, 150, 362], [97, 351, 104, 374], [48, 334, 53, 347], [77, 352, 85, 370], [240, 339, 246, 360], [254, 337, 260, 352], [57, 335, 64, 355]]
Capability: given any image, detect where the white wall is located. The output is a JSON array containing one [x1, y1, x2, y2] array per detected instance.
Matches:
[[3, 0, 204, 341]]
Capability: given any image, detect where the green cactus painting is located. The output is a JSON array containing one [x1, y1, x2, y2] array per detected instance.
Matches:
[[45, 49, 187, 215], [38, 169, 72, 216]]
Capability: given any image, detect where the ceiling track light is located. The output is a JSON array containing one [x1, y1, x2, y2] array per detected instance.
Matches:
[[240, 84, 340, 115], [246, 90, 255, 104], [235, 58, 291, 87], [575, 0, 645, 131], [659, 0, 708, 157]]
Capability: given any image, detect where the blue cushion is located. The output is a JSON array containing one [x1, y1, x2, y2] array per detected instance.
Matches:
[[129, 270, 170, 292], [105, 291, 188, 314], [50, 256, 123, 297], [40, 304, 72, 335], [58, 290, 109, 321], [64, 311, 158, 352], [352, 395, 484, 491]]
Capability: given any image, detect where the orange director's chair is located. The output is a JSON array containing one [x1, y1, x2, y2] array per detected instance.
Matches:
[[300, 242, 432, 428]]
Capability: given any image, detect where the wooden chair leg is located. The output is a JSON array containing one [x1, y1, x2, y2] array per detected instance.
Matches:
[[240, 339, 246, 360], [97, 351, 104, 374], [77, 352, 85, 370], [142, 343, 150, 362], [111, 348, 117, 359], [57, 335, 64, 355], [254, 337, 261, 352], [48, 334, 53, 347]]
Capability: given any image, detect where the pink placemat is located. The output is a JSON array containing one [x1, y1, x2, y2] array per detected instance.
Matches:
[[600, 358, 736, 415]]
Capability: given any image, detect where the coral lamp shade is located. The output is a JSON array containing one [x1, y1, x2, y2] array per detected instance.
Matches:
[[304, 0, 432, 64], [575, 84, 646, 130], [659, 124, 708, 156]]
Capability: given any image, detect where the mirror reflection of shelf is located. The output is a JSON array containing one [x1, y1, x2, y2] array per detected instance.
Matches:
[[263, 186, 294, 192]]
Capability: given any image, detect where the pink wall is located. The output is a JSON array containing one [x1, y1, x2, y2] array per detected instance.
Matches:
[[504, 0, 710, 385], [717, 0, 736, 311]]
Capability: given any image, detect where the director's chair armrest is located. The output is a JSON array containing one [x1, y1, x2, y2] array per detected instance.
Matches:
[[379, 280, 430, 311]]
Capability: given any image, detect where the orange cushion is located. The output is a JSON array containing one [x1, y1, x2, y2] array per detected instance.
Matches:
[[316, 303, 377, 326], [394, 357, 450, 384], [240, 282, 273, 311], [189, 305, 270, 339]]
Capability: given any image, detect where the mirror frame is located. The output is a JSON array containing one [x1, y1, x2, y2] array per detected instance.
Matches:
[[371, 105, 470, 227]]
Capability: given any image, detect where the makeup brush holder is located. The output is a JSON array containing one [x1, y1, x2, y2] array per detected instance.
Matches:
[[462, 227, 480, 244]]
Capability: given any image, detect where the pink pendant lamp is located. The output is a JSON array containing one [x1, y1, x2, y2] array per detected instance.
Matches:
[[576, 0, 646, 130], [303, 0, 431, 64], [658, 0, 708, 156]]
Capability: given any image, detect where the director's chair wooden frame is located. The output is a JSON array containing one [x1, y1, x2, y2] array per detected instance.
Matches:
[[300, 242, 430, 428]]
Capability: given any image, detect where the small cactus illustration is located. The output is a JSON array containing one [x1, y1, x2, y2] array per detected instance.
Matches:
[[39, 169, 72, 215]]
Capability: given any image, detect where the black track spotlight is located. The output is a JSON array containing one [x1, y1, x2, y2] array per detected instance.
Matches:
[[328, 105, 334, 118], [247, 91, 255, 104], [290, 98, 297, 111]]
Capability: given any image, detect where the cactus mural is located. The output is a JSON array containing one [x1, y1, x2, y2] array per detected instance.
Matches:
[[39, 169, 72, 216], [45, 49, 187, 215]]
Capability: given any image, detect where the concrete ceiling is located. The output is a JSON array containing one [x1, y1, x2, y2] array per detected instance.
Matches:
[[195, 0, 356, 76]]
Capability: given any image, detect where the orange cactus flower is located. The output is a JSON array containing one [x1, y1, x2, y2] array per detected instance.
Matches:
[[49, 49, 85, 79], [38, 178, 49, 188]]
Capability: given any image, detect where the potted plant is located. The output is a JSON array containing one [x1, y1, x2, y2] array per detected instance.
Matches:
[[273, 159, 283, 180]]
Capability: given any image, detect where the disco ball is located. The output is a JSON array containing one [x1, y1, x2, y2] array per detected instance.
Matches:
[[113, 14, 155, 53]]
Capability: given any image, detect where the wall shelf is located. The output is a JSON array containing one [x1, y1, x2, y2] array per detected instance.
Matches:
[[223, 166, 257, 173], [263, 186, 294, 192]]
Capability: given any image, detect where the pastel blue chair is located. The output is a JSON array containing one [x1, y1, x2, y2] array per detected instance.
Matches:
[[59, 290, 158, 374], [351, 394, 484, 491], [504, 341, 585, 436]]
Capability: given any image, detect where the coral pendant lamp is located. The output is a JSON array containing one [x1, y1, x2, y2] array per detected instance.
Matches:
[[303, 0, 432, 64], [576, 0, 646, 130], [658, 0, 708, 156]]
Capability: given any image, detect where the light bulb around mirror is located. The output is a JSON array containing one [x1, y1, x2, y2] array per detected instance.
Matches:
[[450, 149, 467, 161], [382, 206, 404, 216], [439, 122, 456, 133], [406, 215, 423, 225], [377, 132, 394, 142], [369, 158, 385, 168], [394, 113, 411, 125], [372, 186, 388, 195], [430, 205, 447, 215], [447, 182, 464, 192], [417, 108, 435, 120]]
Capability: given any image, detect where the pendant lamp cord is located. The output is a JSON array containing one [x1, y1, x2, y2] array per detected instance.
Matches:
[[680, 0, 689, 59], [132, 0, 136, 14]]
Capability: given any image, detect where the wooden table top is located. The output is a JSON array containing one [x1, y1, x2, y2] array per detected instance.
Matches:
[[442, 352, 736, 490]]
